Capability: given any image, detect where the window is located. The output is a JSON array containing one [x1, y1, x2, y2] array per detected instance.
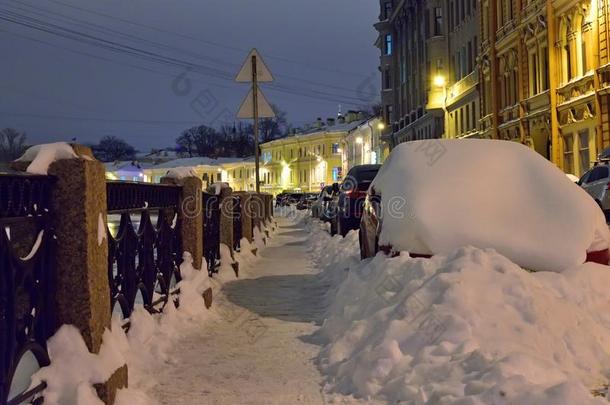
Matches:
[[434, 7, 443, 36], [385, 34, 393, 55], [332, 143, 340, 154], [579, 130, 590, 174], [467, 41, 473, 72], [384, 1, 393, 19], [564, 43, 572, 82], [541, 47, 549, 90], [449, 1, 454, 31], [529, 52, 539, 95], [581, 33, 588, 74], [465, 104, 470, 131], [563, 135, 574, 174], [383, 68, 392, 89]]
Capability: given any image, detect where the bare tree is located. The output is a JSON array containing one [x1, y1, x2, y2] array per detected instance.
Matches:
[[259, 104, 288, 143], [92, 136, 136, 162], [0, 128, 27, 162]]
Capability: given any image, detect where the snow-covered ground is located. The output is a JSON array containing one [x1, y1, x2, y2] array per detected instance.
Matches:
[[307, 216, 610, 404], [31, 208, 610, 404]]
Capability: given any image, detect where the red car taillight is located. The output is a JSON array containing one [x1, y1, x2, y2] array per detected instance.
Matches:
[[345, 189, 367, 199]]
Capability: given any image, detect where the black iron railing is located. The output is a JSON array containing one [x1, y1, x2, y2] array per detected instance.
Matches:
[[232, 195, 242, 252], [106, 181, 182, 320], [0, 174, 56, 405], [202, 192, 220, 275]]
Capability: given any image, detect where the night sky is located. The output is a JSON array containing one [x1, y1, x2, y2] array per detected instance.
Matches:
[[0, 0, 380, 150]]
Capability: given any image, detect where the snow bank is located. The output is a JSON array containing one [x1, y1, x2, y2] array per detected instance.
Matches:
[[308, 222, 610, 403], [372, 140, 609, 272], [17, 142, 78, 175], [32, 251, 217, 404]]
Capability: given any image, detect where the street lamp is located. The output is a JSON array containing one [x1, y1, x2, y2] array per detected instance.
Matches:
[[434, 74, 448, 138]]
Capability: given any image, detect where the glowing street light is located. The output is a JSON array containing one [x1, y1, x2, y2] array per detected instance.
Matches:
[[377, 122, 386, 131], [433, 74, 446, 88], [355, 137, 363, 144]]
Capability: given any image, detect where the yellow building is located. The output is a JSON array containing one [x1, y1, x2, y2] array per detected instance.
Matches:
[[260, 116, 366, 194], [479, 0, 610, 176]]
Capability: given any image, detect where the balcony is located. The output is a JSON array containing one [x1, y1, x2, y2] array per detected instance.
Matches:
[[446, 69, 479, 106], [522, 90, 550, 118], [498, 104, 520, 128], [597, 63, 610, 95], [556, 72, 595, 109]]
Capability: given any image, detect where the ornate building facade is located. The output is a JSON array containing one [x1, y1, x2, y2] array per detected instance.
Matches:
[[480, 0, 610, 175]]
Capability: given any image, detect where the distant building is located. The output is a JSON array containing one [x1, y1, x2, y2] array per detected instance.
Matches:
[[342, 116, 389, 172], [375, 0, 448, 146], [260, 113, 367, 194]]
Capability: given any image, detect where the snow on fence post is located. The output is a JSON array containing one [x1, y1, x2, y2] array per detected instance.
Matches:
[[13, 143, 128, 404], [219, 186, 234, 254], [162, 175, 204, 271], [251, 193, 263, 231], [236, 192, 254, 243]]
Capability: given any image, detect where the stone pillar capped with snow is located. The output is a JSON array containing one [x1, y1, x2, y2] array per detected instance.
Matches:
[[162, 167, 204, 271], [12, 142, 127, 404]]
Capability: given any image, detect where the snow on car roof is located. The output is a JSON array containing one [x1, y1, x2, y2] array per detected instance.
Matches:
[[371, 139, 609, 272]]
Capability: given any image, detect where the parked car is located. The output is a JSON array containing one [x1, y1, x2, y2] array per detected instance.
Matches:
[[578, 162, 610, 221], [331, 165, 381, 236], [360, 139, 610, 272], [296, 193, 317, 210], [320, 184, 340, 223], [276, 192, 304, 207]]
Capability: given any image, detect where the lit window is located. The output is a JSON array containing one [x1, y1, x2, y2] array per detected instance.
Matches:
[[434, 7, 443, 36], [385, 34, 393, 55]]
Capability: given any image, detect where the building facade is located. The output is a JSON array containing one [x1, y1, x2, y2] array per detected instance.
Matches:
[[260, 115, 367, 194], [375, 0, 481, 145], [342, 116, 389, 172], [480, 0, 610, 175]]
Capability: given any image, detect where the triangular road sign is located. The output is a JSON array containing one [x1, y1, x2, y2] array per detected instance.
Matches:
[[237, 86, 276, 119], [235, 48, 274, 83]]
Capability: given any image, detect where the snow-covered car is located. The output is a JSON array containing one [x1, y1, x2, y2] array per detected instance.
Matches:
[[360, 139, 610, 272]]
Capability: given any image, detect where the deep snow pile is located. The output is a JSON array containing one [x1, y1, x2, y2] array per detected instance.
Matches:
[[308, 223, 610, 404], [371, 140, 609, 272]]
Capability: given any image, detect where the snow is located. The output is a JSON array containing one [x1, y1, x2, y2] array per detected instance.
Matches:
[[17, 142, 78, 175], [32, 221, 278, 404], [305, 216, 610, 403], [209, 182, 231, 195], [164, 167, 198, 180], [371, 139, 610, 272], [97, 213, 106, 246]]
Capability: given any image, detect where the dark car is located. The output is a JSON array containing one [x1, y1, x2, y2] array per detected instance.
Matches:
[[296, 193, 318, 210], [331, 165, 381, 236], [320, 183, 340, 222]]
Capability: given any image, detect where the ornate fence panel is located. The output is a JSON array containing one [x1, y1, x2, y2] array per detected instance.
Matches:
[[202, 192, 220, 275], [106, 182, 182, 320], [232, 195, 242, 252], [0, 174, 56, 405]]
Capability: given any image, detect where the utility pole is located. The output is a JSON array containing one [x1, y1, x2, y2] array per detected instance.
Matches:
[[252, 55, 260, 193], [236, 49, 275, 194]]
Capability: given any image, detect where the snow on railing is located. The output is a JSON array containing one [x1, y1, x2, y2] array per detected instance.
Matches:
[[0, 173, 57, 405]]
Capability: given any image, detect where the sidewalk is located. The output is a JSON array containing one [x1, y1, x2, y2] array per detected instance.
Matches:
[[149, 217, 331, 404]]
